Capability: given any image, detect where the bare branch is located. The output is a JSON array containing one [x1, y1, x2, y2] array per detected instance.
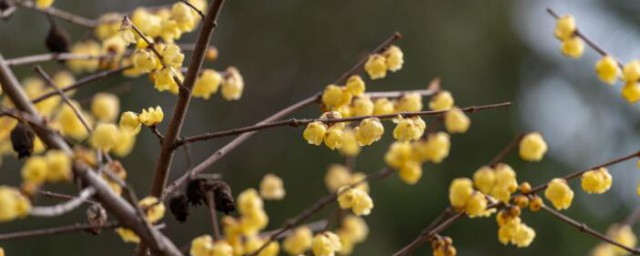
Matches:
[[29, 187, 96, 217], [15, 1, 97, 28], [0, 222, 119, 241]]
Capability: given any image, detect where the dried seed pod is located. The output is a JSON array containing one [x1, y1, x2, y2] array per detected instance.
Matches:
[[0, 0, 10, 12], [186, 178, 205, 206], [209, 180, 235, 215], [86, 204, 107, 235], [169, 193, 189, 223], [10, 122, 35, 159], [45, 15, 70, 54], [186, 177, 236, 214]]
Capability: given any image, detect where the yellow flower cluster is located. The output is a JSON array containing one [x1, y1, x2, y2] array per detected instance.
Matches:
[[496, 209, 536, 247], [219, 188, 275, 254], [336, 215, 369, 254], [429, 90, 455, 111], [622, 61, 640, 103], [259, 173, 286, 200], [312, 232, 342, 256], [554, 15, 584, 58], [324, 164, 369, 193], [283, 226, 313, 255], [444, 107, 470, 134], [448, 178, 490, 217], [518, 132, 548, 162], [581, 167, 612, 194], [472, 163, 518, 203], [431, 236, 457, 256], [190, 235, 234, 256], [384, 132, 452, 184], [364, 45, 404, 79], [221, 67, 245, 101], [544, 178, 574, 210], [91, 93, 120, 122], [302, 111, 348, 150], [337, 186, 374, 216], [392, 116, 426, 142], [0, 186, 31, 222], [116, 196, 165, 243], [21, 150, 71, 186]]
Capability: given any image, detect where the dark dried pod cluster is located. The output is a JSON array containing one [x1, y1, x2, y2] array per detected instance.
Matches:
[[45, 15, 70, 54], [169, 177, 236, 223], [10, 122, 35, 159]]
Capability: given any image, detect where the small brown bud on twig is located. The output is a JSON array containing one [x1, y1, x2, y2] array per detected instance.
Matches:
[[86, 204, 107, 235], [10, 121, 35, 159], [44, 15, 70, 55], [168, 193, 189, 223]]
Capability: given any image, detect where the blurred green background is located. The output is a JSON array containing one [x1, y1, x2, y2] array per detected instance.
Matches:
[[2, 0, 640, 255]]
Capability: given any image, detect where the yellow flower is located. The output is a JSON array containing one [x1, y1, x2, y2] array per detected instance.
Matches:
[[67, 40, 101, 73], [345, 75, 365, 96], [352, 191, 374, 216], [162, 44, 184, 68], [325, 164, 351, 192], [45, 150, 71, 182], [244, 236, 279, 256], [544, 178, 574, 210], [102, 36, 127, 56], [429, 91, 454, 111], [384, 141, 415, 169], [337, 231, 355, 255], [221, 67, 244, 101], [398, 161, 422, 185], [139, 196, 165, 223], [312, 232, 342, 256], [561, 37, 584, 59], [449, 178, 474, 209], [518, 132, 548, 162], [132, 49, 159, 73], [350, 96, 374, 117], [444, 107, 470, 134], [90, 123, 120, 151], [340, 215, 369, 243], [22, 156, 48, 184], [52, 71, 76, 93], [622, 82, 640, 103], [554, 15, 576, 40], [512, 223, 536, 248], [339, 128, 360, 156], [383, 45, 404, 72], [113, 128, 136, 157], [581, 167, 612, 194], [623, 60, 640, 82], [324, 126, 344, 150], [91, 93, 120, 122], [473, 166, 495, 194], [364, 54, 387, 80], [373, 98, 394, 115], [119, 111, 141, 135], [241, 209, 269, 235], [36, 0, 54, 9], [283, 226, 313, 255], [171, 2, 197, 32], [337, 186, 358, 209], [191, 235, 234, 256], [415, 132, 450, 163], [465, 192, 487, 217], [303, 121, 327, 146], [193, 69, 222, 100], [115, 228, 140, 243], [393, 116, 425, 142], [491, 163, 518, 203], [595, 56, 620, 84], [139, 106, 164, 127], [354, 118, 384, 146], [260, 173, 286, 200], [606, 224, 637, 255], [394, 93, 423, 112], [322, 84, 351, 110], [0, 186, 31, 222], [153, 67, 180, 93], [237, 189, 263, 215]]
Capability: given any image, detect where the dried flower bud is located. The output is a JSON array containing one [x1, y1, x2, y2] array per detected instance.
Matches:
[[186, 178, 236, 214], [45, 17, 70, 54], [169, 193, 190, 223], [86, 204, 107, 235], [10, 122, 35, 159]]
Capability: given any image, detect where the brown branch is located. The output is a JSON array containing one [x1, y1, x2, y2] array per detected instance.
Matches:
[[179, 0, 205, 18], [37, 190, 99, 205], [150, 125, 165, 144], [541, 205, 640, 254], [29, 187, 96, 217], [15, 1, 97, 28], [163, 32, 405, 198], [546, 8, 623, 68], [0, 222, 119, 241], [0, 55, 183, 256], [6, 53, 111, 66], [393, 212, 465, 256], [334, 32, 402, 84], [35, 65, 92, 134], [487, 133, 525, 167], [176, 101, 512, 146], [150, 0, 227, 198], [32, 66, 129, 104], [205, 191, 221, 241], [247, 168, 393, 256]]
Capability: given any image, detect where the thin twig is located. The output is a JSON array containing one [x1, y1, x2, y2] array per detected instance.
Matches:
[[541, 205, 640, 254], [487, 133, 525, 167], [35, 65, 92, 134], [32, 66, 129, 104], [29, 187, 96, 217], [15, 1, 97, 28], [205, 191, 221, 240], [0, 222, 119, 241], [37, 190, 99, 205], [176, 102, 512, 146], [179, 0, 204, 18], [150, 126, 165, 144], [150, 0, 227, 199]]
